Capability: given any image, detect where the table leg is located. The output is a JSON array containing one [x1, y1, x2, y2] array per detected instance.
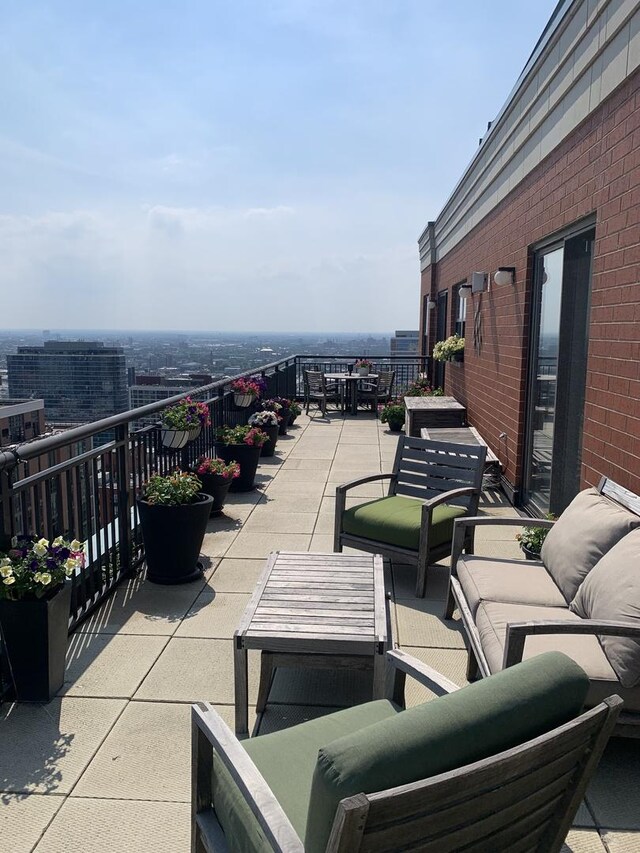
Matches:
[[351, 380, 358, 416], [256, 651, 274, 713], [234, 640, 249, 736]]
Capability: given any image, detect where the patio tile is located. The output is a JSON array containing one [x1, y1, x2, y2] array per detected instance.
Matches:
[[1, 793, 63, 853], [400, 646, 469, 706], [585, 738, 640, 829], [309, 533, 335, 551], [242, 509, 318, 533], [263, 482, 326, 501], [269, 666, 372, 707], [325, 482, 384, 498], [603, 830, 640, 851], [176, 591, 251, 639], [200, 527, 242, 558], [327, 468, 383, 483], [0, 697, 126, 795], [34, 798, 190, 853], [313, 511, 336, 535], [392, 562, 450, 600], [395, 599, 466, 649], [561, 829, 607, 852], [270, 469, 329, 484], [575, 801, 596, 827], [205, 558, 265, 593], [280, 458, 332, 471], [224, 531, 312, 559], [134, 638, 260, 704], [75, 576, 205, 636], [259, 491, 326, 513], [63, 634, 168, 699], [288, 447, 336, 460]]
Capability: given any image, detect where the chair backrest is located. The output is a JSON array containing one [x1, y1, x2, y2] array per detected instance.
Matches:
[[391, 435, 486, 509], [377, 369, 395, 395], [305, 370, 325, 395], [328, 696, 621, 853]]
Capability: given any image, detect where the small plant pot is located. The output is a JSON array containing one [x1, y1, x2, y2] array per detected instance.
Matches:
[[450, 352, 464, 363], [188, 424, 202, 441], [357, 367, 370, 376], [234, 393, 254, 408], [278, 410, 291, 436], [0, 582, 71, 701], [161, 428, 190, 449], [520, 543, 541, 561], [387, 421, 404, 432], [214, 443, 262, 492], [197, 472, 233, 517], [260, 424, 279, 457], [137, 493, 213, 584]]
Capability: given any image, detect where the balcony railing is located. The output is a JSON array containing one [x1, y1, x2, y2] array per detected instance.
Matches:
[[0, 353, 427, 639]]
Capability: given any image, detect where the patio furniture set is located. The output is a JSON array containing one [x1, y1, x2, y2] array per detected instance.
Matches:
[[191, 427, 640, 851], [303, 368, 395, 417]]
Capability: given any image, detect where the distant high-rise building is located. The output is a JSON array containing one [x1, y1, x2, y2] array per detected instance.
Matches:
[[390, 330, 419, 355], [0, 399, 45, 447], [129, 374, 212, 425], [7, 341, 128, 425]]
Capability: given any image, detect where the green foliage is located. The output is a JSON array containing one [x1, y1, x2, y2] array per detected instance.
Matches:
[[289, 400, 302, 417], [0, 535, 85, 601], [215, 425, 269, 447], [432, 334, 465, 362], [405, 377, 444, 397], [142, 471, 202, 506], [379, 400, 405, 425], [516, 514, 556, 555]]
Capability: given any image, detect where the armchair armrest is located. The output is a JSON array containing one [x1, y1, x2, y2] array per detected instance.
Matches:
[[386, 648, 460, 707], [335, 472, 396, 495], [192, 703, 304, 852], [422, 486, 476, 512], [503, 619, 640, 669], [450, 515, 556, 574]]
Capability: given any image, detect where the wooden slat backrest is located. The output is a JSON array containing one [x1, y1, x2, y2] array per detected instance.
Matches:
[[305, 370, 325, 395], [391, 436, 486, 507], [376, 370, 395, 395], [329, 697, 620, 853], [598, 476, 640, 517]]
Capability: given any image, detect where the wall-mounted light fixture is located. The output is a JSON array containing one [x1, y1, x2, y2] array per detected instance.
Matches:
[[457, 284, 473, 299], [426, 298, 436, 310], [494, 266, 516, 286]]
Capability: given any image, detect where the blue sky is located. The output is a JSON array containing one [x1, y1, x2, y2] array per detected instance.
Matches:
[[1, 0, 557, 332]]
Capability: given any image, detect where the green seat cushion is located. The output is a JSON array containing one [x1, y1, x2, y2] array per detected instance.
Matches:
[[305, 652, 589, 853], [342, 494, 466, 551], [211, 699, 400, 852]]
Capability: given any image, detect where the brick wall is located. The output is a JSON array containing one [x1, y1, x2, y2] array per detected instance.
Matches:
[[419, 67, 640, 497]]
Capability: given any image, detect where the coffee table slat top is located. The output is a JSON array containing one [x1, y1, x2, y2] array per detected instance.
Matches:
[[235, 551, 384, 643]]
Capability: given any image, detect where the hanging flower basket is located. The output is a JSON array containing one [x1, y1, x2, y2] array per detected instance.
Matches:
[[161, 428, 190, 449], [233, 393, 254, 408], [188, 424, 202, 441]]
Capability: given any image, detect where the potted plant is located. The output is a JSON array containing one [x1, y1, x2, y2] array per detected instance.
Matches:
[[214, 426, 268, 491], [355, 358, 373, 376], [0, 535, 84, 700], [405, 378, 445, 397], [379, 399, 406, 432], [137, 471, 212, 584], [262, 398, 292, 435], [288, 400, 302, 424], [433, 335, 465, 363], [193, 457, 241, 517], [230, 377, 261, 408], [161, 397, 210, 448], [515, 515, 556, 560], [248, 410, 280, 457]]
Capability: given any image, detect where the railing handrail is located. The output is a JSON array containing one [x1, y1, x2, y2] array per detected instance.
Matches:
[[0, 355, 298, 469]]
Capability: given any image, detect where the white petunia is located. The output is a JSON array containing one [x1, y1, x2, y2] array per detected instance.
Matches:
[[3, 577, 16, 585], [52, 536, 65, 546], [0, 566, 13, 578], [33, 539, 49, 557], [70, 539, 83, 552], [38, 572, 52, 585]]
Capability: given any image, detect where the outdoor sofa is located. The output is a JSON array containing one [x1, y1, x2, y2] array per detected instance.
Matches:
[[445, 477, 640, 736]]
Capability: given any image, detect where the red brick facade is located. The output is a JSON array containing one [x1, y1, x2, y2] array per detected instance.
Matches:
[[420, 68, 640, 499]]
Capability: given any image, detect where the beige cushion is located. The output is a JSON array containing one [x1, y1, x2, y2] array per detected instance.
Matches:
[[457, 555, 566, 616], [570, 530, 640, 688], [541, 488, 640, 602], [476, 601, 640, 712]]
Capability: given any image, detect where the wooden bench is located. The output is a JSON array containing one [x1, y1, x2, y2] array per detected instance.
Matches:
[[404, 396, 466, 436]]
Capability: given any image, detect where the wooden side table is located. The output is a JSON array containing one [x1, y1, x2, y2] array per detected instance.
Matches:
[[404, 396, 466, 436], [233, 551, 389, 736]]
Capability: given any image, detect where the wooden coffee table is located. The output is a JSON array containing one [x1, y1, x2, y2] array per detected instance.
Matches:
[[233, 551, 389, 735]]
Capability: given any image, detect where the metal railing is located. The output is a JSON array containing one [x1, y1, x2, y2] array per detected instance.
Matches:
[[0, 353, 426, 635]]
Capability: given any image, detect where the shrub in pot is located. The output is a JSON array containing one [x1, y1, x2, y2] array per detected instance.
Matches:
[[266, 397, 293, 435], [192, 457, 240, 516], [288, 400, 302, 424], [0, 535, 84, 700], [515, 515, 556, 560], [230, 377, 261, 408], [214, 426, 268, 491], [248, 411, 280, 457], [433, 334, 465, 363], [404, 378, 444, 397], [137, 471, 212, 584], [379, 399, 406, 432]]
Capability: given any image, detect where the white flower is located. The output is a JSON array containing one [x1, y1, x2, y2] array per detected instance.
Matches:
[[0, 556, 12, 567], [33, 538, 49, 557], [64, 566, 75, 577], [38, 572, 52, 585], [3, 576, 16, 585], [64, 558, 79, 573], [52, 536, 65, 546], [70, 539, 83, 552], [0, 566, 13, 578]]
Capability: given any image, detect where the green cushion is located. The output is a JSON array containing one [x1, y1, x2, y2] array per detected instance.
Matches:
[[212, 699, 400, 852], [342, 494, 466, 551], [304, 652, 589, 853]]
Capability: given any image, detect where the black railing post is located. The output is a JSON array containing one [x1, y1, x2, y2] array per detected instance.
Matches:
[[0, 466, 14, 551], [115, 423, 133, 578]]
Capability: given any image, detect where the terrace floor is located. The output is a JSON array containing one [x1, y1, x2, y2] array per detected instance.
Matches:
[[2, 412, 639, 853]]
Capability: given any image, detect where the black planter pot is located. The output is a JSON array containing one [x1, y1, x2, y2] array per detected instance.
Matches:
[[278, 410, 291, 436], [387, 421, 404, 432], [260, 424, 279, 457], [197, 472, 233, 516], [520, 543, 541, 561], [0, 582, 71, 701], [214, 443, 262, 492], [137, 492, 213, 584]]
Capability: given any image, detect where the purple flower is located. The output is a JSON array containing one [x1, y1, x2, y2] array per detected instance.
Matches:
[[58, 547, 70, 560], [30, 559, 40, 571], [46, 558, 58, 570]]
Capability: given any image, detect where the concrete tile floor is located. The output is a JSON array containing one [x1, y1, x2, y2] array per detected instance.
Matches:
[[1, 411, 639, 852]]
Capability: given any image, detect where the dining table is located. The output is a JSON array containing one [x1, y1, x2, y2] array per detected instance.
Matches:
[[325, 372, 378, 416]]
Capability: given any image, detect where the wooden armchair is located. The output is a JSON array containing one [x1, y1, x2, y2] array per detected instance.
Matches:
[[303, 370, 342, 417], [334, 436, 486, 597], [357, 369, 395, 414], [192, 650, 621, 852]]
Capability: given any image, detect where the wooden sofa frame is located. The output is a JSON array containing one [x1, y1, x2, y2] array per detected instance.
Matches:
[[192, 649, 621, 852], [445, 476, 640, 738]]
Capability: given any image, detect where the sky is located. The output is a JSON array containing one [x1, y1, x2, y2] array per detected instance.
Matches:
[[0, 0, 558, 333]]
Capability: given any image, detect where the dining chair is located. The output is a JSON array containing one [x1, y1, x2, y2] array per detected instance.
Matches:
[[303, 370, 343, 417], [357, 369, 395, 414]]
